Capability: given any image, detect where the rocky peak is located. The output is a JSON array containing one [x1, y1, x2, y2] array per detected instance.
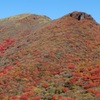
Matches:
[[69, 11, 95, 21]]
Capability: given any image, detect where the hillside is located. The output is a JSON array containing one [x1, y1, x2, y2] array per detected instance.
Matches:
[[0, 11, 100, 100]]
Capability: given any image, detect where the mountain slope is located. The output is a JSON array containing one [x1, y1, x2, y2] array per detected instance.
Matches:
[[0, 13, 51, 40], [0, 13, 51, 67], [0, 11, 100, 100]]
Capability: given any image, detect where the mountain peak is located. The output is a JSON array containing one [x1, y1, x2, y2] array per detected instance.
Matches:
[[0, 13, 51, 22], [69, 11, 95, 21]]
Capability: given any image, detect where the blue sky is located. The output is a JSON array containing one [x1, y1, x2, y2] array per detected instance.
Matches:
[[0, 0, 100, 23]]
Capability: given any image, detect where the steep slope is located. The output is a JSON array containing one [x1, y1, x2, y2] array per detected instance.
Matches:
[[0, 11, 100, 100]]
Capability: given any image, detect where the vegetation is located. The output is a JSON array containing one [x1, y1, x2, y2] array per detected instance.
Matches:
[[0, 11, 100, 100]]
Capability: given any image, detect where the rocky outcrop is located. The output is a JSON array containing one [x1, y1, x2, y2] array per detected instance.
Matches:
[[69, 11, 95, 21]]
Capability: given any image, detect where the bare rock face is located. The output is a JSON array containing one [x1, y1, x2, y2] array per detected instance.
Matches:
[[69, 11, 94, 21]]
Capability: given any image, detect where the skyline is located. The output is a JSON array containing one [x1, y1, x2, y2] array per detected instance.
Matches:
[[0, 0, 100, 23]]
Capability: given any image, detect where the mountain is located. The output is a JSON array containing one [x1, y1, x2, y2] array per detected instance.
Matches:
[[0, 11, 100, 100]]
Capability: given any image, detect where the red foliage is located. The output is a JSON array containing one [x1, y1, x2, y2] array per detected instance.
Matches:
[[69, 66, 75, 69], [68, 77, 78, 84], [93, 91, 100, 97], [20, 94, 28, 100], [42, 83, 49, 88], [62, 88, 69, 93], [51, 94, 57, 100]]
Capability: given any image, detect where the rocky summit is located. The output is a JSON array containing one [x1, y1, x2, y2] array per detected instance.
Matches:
[[0, 11, 100, 100]]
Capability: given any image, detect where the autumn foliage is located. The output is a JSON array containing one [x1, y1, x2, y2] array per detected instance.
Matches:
[[0, 11, 100, 100]]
